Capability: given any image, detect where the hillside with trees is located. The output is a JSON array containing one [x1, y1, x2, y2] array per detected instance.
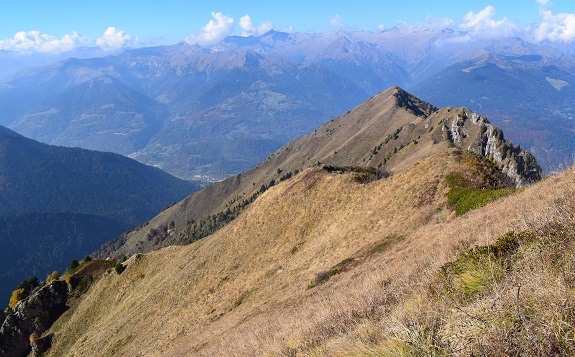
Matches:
[[0, 125, 199, 303]]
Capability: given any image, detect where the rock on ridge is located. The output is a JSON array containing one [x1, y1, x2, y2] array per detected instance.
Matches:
[[0, 280, 69, 357], [439, 107, 541, 187], [392, 86, 438, 118]]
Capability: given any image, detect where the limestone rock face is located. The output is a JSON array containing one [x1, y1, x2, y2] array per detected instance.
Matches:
[[0, 280, 69, 357], [439, 107, 541, 187]]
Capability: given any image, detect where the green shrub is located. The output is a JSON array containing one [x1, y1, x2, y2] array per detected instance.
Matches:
[[16, 276, 40, 293], [114, 262, 126, 275]]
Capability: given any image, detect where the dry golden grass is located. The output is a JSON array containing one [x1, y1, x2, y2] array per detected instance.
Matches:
[[43, 150, 574, 356], [105, 87, 478, 260]]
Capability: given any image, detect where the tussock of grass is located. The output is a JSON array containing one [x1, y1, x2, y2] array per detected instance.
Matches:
[[307, 258, 355, 289], [234, 289, 255, 307], [367, 234, 405, 255], [440, 232, 523, 301]]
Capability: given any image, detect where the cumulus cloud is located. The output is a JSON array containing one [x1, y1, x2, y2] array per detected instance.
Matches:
[[0, 27, 137, 53], [96, 27, 137, 50], [330, 14, 347, 31], [448, 2, 575, 43], [186, 12, 235, 46], [239, 15, 273, 36], [458, 5, 519, 38], [0, 30, 90, 53], [460, 6, 498, 29], [532, 2, 575, 42]]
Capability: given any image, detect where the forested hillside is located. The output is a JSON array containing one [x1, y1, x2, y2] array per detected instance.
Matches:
[[0, 125, 199, 303]]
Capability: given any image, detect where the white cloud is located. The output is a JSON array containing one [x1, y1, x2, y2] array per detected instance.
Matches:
[[330, 14, 347, 31], [458, 5, 518, 37], [460, 6, 497, 29], [0, 30, 90, 53], [532, 5, 575, 42], [96, 27, 136, 50], [239, 15, 273, 36], [186, 12, 235, 46], [0, 27, 137, 53]]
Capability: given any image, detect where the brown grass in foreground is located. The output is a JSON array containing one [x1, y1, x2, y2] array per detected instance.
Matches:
[[43, 151, 574, 356]]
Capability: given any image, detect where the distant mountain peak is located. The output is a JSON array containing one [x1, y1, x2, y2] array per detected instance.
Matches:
[[258, 30, 293, 43]]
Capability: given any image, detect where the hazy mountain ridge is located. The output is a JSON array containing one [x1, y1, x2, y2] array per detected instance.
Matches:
[[1, 28, 572, 180], [0, 42, 370, 180]]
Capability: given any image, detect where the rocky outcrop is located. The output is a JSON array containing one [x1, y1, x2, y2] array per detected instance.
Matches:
[[0, 280, 69, 357], [393, 86, 438, 117], [440, 107, 542, 187]]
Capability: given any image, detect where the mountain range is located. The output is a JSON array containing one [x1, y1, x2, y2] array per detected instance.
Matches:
[[0, 28, 573, 182], [0, 126, 199, 302], [3, 86, 572, 356]]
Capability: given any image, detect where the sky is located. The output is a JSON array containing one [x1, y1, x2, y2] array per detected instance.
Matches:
[[1, 0, 574, 53]]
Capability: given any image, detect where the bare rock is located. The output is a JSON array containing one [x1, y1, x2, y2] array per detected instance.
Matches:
[[0, 280, 68, 357]]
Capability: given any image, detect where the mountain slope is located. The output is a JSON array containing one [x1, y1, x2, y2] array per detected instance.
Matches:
[[34, 144, 569, 356], [1, 84, 553, 356], [0, 126, 199, 302], [95, 86, 540, 260]]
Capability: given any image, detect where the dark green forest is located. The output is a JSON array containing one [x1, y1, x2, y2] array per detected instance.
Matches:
[[0, 213, 125, 305], [0, 125, 199, 305]]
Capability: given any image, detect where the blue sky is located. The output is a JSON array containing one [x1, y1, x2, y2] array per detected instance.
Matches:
[[1, 0, 574, 52]]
